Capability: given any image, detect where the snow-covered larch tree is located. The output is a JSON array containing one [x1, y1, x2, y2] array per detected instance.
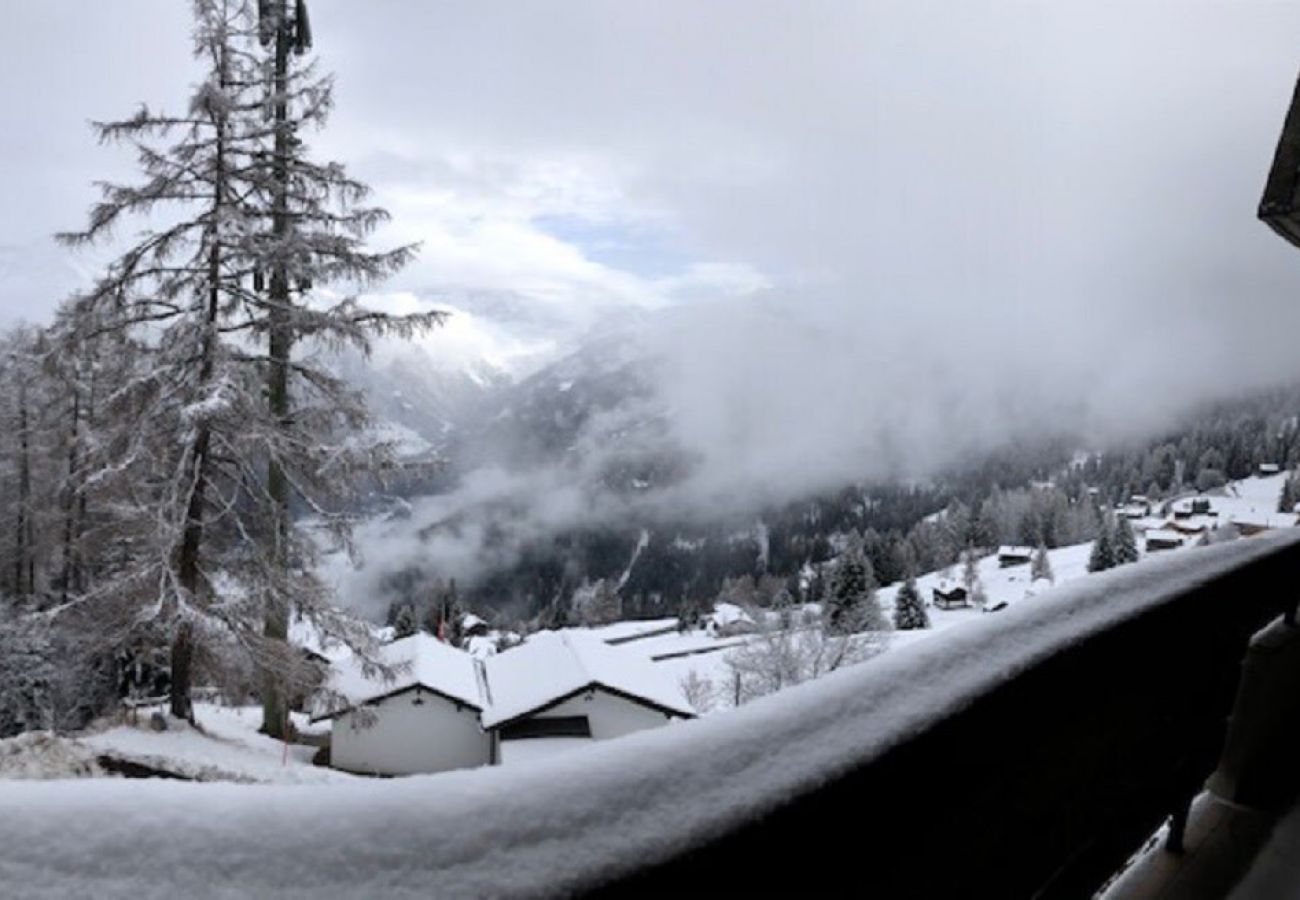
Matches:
[[1030, 543, 1054, 584], [55, 0, 437, 723]]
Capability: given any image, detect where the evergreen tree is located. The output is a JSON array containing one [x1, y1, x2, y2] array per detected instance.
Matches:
[[391, 602, 418, 639], [1113, 516, 1139, 565], [1280, 473, 1299, 514], [825, 534, 885, 634], [892, 576, 929, 630], [1088, 519, 1116, 573]]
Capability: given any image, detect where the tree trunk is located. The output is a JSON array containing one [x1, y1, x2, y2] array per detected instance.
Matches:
[[15, 376, 33, 598], [168, 34, 230, 724], [60, 379, 81, 603], [169, 621, 195, 721], [262, 0, 294, 740]]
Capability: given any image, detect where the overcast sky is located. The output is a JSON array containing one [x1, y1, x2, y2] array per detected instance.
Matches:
[[5, 2, 1300, 501]]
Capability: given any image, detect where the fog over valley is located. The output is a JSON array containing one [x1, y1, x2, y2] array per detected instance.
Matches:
[[6, 2, 1300, 619]]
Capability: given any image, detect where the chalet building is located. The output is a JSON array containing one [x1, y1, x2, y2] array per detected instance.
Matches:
[[707, 603, 757, 637], [1144, 530, 1184, 552], [1230, 513, 1299, 536], [1171, 497, 1216, 520], [1168, 519, 1209, 537], [997, 546, 1034, 568], [311, 631, 694, 776], [313, 634, 490, 776], [1258, 462, 1282, 476], [461, 613, 490, 638], [932, 583, 970, 609], [481, 632, 696, 766]]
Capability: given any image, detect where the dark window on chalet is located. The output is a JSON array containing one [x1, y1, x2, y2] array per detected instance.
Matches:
[[500, 716, 592, 741]]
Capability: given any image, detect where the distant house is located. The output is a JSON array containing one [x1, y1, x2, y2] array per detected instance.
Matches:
[[1144, 530, 1184, 552], [311, 631, 694, 776], [1259, 463, 1282, 476], [461, 613, 490, 638], [932, 583, 970, 609], [481, 632, 695, 765], [997, 546, 1034, 568], [1229, 512, 1299, 536], [707, 603, 757, 637], [1171, 497, 1216, 520], [1167, 518, 1208, 537]]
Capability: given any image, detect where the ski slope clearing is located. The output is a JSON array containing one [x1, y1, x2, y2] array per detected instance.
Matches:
[[3, 533, 1297, 900]]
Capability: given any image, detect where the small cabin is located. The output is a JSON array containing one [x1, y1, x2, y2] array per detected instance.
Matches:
[[1168, 518, 1208, 536], [997, 546, 1034, 568], [1258, 462, 1282, 476], [461, 613, 490, 638], [707, 603, 757, 637], [932, 583, 970, 610], [1144, 530, 1183, 552]]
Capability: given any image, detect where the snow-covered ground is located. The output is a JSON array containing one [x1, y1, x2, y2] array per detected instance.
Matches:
[[0, 703, 350, 785], [3, 532, 1297, 899]]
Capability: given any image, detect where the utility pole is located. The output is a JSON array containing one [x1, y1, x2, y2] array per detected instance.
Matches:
[[258, 0, 311, 740]]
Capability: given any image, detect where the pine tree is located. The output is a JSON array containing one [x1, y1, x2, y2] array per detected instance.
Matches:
[[1280, 473, 1299, 514], [1030, 543, 1054, 584], [825, 534, 885, 634], [392, 602, 418, 639], [1113, 516, 1139, 565], [1088, 519, 1116, 573], [893, 576, 929, 630]]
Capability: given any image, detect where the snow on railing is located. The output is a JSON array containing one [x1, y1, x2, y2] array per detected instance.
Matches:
[[4, 531, 1300, 899]]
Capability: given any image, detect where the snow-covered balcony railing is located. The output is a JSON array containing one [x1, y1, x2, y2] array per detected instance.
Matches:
[[6, 532, 1300, 899]]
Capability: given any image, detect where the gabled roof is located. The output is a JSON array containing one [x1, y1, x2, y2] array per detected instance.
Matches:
[[480, 631, 695, 730], [313, 633, 486, 721]]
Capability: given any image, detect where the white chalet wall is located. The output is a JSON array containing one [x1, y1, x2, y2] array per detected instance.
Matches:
[[332, 688, 490, 776], [536, 689, 676, 741]]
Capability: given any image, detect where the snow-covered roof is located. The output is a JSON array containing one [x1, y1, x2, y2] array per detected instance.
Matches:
[[1228, 512, 1298, 530], [287, 616, 352, 665], [481, 631, 695, 729], [1144, 529, 1184, 544], [709, 603, 754, 627], [997, 545, 1034, 557], [315, 633, 486, 720]]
